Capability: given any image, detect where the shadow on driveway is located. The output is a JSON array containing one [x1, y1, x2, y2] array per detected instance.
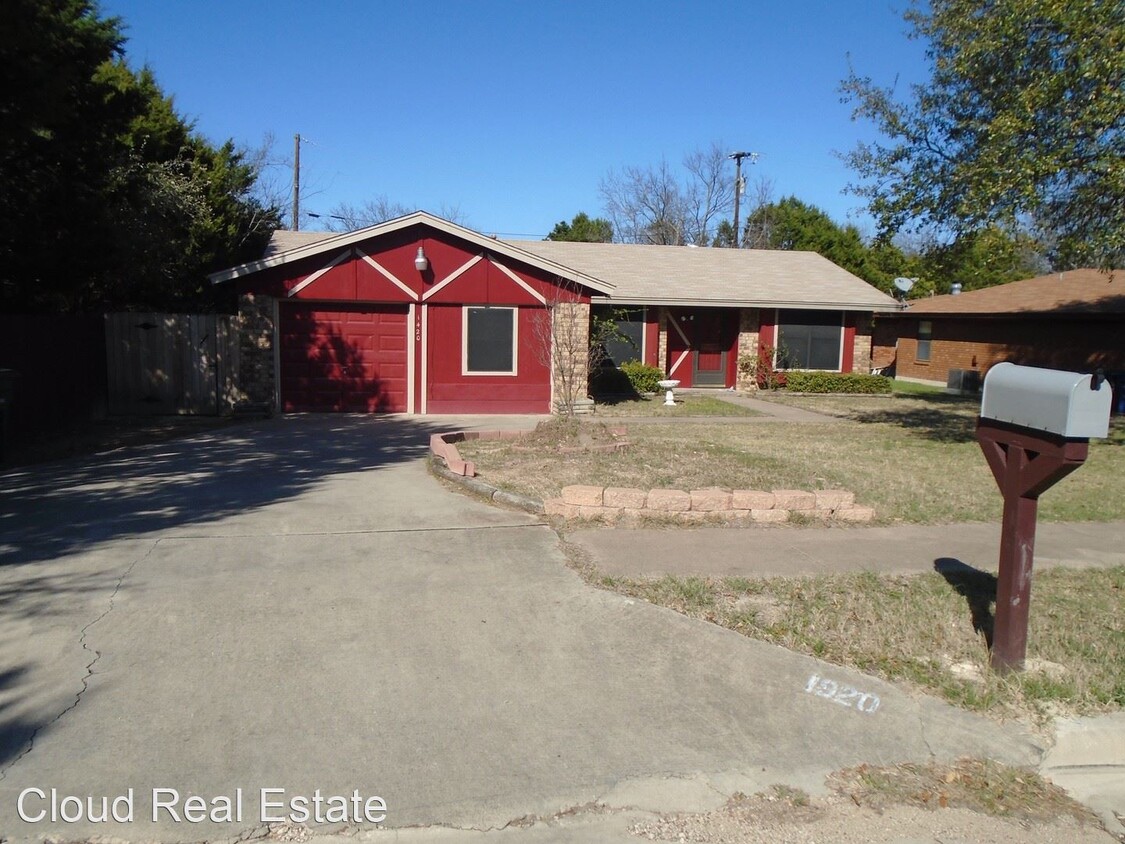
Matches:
[[0, 414, 457, 567]]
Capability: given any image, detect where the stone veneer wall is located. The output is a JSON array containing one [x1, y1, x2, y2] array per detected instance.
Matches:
[[552, 300, 591, 413], [545, 485, 874, 524], [656, 307, 668, 374], [236, 293, 276, 405], [852, 314, 873, 374], [736, 309, 761, 390]]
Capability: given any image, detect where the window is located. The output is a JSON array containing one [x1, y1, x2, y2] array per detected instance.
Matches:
[[591, 305, 644, 367], [775, 309, 843, 370], [463, 307, 516, 375], [916, 320, 932, 363]]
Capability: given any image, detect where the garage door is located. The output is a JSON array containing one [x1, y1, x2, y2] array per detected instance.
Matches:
[[279, 304, 408, 412]]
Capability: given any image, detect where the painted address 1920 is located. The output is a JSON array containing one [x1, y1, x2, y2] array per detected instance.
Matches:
[[805, 674, 881, 714]]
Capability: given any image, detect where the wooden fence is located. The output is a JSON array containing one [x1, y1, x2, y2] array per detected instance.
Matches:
[[105, 313, 238, 415]]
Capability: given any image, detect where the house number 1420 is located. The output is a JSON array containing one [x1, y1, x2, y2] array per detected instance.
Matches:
[[805, 674, 880, 714]]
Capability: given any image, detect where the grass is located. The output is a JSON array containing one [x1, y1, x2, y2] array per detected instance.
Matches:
[[891, 378, 948, 396], [828, 758, 1098, 823], [592, 565, 1125, 724], [591, 393, 760, 417], [458, 394, 1125, 524]]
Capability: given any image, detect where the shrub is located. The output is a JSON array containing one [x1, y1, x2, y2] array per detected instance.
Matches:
[[740, 345, 786, 390], [783, 372, 892, 394], [589, 365, 636, 397], [618, 361, 665, 394]]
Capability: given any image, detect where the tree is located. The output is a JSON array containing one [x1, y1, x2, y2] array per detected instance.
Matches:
[[600, 142, 734, 246], [530, 282, 634, 415], [841, 0, 1125, 269], [323, 198, 468, 232], [711, 220, 737, 248], [738, 175, 777, 248], [0, 0, 280, 311], [916, 226, 1045, 293], [531, 282, 593, 416], [744, 197, 898, 289], [546, 212, 613, 242]]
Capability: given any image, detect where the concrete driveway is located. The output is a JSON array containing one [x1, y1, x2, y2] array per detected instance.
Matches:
[[0, 415, 1043, 842]]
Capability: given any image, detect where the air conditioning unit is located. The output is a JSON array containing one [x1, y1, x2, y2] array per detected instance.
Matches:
[[947, 368, 982, 394]]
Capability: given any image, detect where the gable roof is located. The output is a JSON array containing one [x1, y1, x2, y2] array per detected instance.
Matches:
[[508, 239, 898, 311], [208, 211, 615, 294], [212, 212, 899, 311], [898, 269, 1125, 317]]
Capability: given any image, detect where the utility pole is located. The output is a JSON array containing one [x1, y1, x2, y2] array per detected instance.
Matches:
[[728, 151, 759, 247], [292, 133, 301, 231]]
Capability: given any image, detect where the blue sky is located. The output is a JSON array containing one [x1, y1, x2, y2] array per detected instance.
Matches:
[[100, 0, 929, 237]]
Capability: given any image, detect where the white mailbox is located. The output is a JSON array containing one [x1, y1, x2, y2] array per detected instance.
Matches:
[[980, 362, 1112, 439]]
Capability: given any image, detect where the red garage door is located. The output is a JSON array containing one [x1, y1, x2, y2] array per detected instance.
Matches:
[[279, 304, 408, 412]]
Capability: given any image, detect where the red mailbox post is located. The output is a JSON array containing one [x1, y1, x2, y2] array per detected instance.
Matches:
[[976, 420, 1089, 672], [976, 363, 1112, 673]]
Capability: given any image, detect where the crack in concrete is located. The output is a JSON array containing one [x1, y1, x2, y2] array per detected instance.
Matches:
[[917, 710, 938, 759], [167, 523, 546, 540], [0, 538, 159, 781]]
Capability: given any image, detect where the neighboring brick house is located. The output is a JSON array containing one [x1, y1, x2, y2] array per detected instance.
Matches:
[[874, 268, 1125, 396], [209, 212, 898, 415]]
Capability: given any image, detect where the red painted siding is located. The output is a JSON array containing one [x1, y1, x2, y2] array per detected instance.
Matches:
[[237, 224, 594, 414], [425, 304, 550, 413], [758, 312, 776, 351], [842, 313, 856, 373], [644, 308, 660, 367]]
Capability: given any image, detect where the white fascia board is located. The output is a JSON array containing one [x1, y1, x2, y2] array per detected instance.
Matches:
[[210, 211, 616, 295], [591, 296, 900, 312]]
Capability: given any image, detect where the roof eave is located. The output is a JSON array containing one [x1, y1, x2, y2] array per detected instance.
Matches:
[[208, 211, 615, 294], [591, 295, 900, 312]]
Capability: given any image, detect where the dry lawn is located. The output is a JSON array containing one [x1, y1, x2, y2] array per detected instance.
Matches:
[[592, 565, 1125, 724], [592, 393, 760, 417], [458, 393, 1125, 524]]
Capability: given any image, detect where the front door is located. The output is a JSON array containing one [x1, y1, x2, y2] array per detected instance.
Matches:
[[691, 310, 729, 386]]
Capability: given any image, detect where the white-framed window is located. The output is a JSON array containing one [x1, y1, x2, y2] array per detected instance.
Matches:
[[916, 320, 932, 362], [775, 309, 844, 371], [462, 306, 518, 376]]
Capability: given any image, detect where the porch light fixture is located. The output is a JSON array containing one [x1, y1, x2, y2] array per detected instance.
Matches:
[[414, 246, 429, 272]]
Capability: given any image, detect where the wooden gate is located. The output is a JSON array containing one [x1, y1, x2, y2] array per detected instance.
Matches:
[[105, 313, 236, 415]]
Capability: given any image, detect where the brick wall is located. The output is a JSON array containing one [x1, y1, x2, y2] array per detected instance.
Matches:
[[871, 316, 898, 372], [895, 316, 1125, 384], [851, 314, 873, 374]]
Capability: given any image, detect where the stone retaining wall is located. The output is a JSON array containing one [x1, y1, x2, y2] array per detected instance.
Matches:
[[545, 485, 874, 524]]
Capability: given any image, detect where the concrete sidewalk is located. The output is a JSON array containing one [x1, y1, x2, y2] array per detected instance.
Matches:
[[567, 520, 1125, 579], [567, 519, 1125, 834]]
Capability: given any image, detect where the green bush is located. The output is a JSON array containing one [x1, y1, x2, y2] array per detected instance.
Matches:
[[618, 361, 665, 394], [783, 372, 892, 394]]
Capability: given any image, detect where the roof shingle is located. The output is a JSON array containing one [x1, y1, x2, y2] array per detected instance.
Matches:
[[899, 269, 1124, 316], [253, 225, 898, 312]]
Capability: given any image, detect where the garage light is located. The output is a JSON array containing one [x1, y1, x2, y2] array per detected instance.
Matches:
[[414, 246, 429, 272]]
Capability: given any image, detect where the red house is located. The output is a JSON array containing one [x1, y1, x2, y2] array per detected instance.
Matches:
[[210, 212, 898, 414], [511, 239, 898, 389]]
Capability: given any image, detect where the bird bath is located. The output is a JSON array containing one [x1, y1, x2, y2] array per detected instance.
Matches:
[[657, 379, 680, 407]]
